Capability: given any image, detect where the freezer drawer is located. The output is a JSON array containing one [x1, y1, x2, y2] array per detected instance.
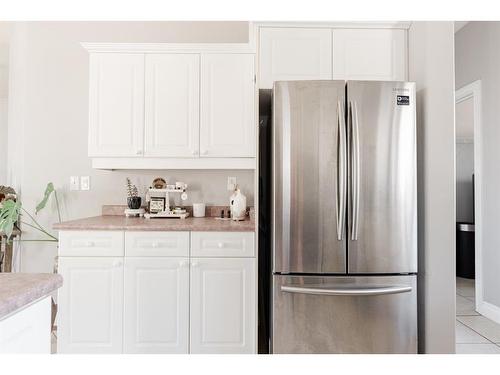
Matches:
[[272, 275, 417, 354]]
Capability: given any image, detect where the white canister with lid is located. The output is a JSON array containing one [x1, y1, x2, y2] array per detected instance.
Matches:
[[193, 203, 206, 217], [230, 186, 247, 221]]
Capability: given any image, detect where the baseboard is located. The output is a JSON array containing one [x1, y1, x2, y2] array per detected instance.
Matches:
[[477, 300, 500, 324]]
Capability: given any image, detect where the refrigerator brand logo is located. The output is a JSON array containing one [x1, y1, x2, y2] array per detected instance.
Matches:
[[396, 95, 410, 105]]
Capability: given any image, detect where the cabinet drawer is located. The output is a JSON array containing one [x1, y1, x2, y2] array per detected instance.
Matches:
[[190, 232, 255, 257], [59, 231, 124, 256], [125, 231, 189, 257]]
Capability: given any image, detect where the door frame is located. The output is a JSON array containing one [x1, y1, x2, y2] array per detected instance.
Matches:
[[455, 80, 484, 316]]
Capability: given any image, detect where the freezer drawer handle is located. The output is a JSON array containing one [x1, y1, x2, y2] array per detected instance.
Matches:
[[281, 285, 412, 296]]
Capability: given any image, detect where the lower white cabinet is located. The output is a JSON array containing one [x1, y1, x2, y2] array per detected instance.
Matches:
[[123, 257, 189, 353], [190, 258, 256, 354], [57, 231, 256, 354], [57, 257, 124, 354]]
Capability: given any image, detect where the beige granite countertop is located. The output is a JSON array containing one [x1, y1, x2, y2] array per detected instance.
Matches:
[[53, 215, 256, 232], [0, 273, 63, 320]]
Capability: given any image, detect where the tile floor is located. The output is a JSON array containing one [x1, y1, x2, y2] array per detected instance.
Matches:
[[456, 277, 500, 354]]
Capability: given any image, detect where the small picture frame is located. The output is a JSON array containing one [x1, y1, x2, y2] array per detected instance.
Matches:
[[149, 197, 166, 214]]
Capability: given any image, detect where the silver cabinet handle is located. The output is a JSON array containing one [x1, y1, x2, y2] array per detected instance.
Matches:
[[281, 285, 412, 296], [336, 100, 347, 241], [349, 101, 360, 241]]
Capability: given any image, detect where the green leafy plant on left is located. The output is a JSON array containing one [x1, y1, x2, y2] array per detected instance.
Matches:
[[0, 182, 61, 242]]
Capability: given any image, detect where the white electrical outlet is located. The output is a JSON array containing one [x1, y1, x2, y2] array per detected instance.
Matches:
[[227, 177, 237, 191], [70, 176, 80, 191], [81, 176, 90, 191]]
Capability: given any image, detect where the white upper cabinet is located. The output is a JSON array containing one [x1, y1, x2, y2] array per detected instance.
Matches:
[[259, 28, 333, 89], [200, 54, 255, 157], [144, 54, 200, 157], [88, 53, 144, 157], [332, 29, 407, 81], [123, 257, 189, 354]]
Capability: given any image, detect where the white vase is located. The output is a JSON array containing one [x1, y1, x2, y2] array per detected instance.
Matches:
[[230, 188, 247, 221]]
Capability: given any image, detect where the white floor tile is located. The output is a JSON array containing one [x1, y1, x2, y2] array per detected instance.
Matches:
[[456, 277, 475, 298], [456, 343, 500, 354], [455, 320, 490, 343], [456, 294, 479, 316], [457, 316, 500, 343]]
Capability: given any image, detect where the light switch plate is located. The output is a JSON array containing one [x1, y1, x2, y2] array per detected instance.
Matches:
[[81, 176, 90, 191], [70, 176, 80, 191], [227, 177, 237, 191]]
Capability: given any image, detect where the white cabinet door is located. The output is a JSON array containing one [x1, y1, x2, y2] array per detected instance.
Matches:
[[190, 258, 256, 353], [259, 28, 332, 89], [57, 257, 124, 353], [144, 54, 200, 157], [200, 54, 255, 157], [332, 29, 407, 81], [123, 258, 189, 353], [88, 53, 144, 157]]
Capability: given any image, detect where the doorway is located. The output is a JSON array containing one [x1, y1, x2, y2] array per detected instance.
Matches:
[[454, 81, 500, 353]]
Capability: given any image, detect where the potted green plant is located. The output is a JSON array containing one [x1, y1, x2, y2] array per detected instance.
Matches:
[[126, 177, 141, 209], [0, 182, 61, 332], [0, 182, 60, 244]]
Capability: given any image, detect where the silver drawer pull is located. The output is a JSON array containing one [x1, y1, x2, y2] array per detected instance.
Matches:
[[281, 285, 412, 296]]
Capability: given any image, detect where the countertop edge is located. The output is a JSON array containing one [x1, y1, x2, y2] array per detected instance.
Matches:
[[0, 274, 63, 320], [52, 216, 256, 232]]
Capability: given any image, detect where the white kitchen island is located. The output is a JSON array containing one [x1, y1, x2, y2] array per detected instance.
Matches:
[[0, 273, 63, 353]]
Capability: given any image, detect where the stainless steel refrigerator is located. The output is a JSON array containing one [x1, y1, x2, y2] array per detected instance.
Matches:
[[271, 80, 417, 354]]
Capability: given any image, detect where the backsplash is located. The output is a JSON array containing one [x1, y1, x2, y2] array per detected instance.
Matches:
[[100, 169, 255, 207]]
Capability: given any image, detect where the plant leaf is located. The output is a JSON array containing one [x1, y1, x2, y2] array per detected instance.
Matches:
[[35, 182, 55, 214], [0, 199, 21, 239]]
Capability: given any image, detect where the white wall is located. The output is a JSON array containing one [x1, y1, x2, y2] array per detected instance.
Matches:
[[455, 97, 474, 223], [6, 21, 252, 273], [0, 24, 8, 183], [456, 142, 474, 222], [408, 21, 456, 353], [455, 22, 500, 313]]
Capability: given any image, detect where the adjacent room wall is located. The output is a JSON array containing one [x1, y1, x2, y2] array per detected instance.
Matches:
[[455, 97, 474, 223], [455, 21, 500, 319], [408, 21, 456, 353], [6, 21, 252, 273]]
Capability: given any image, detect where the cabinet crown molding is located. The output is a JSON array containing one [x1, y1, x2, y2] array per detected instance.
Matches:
[[254, 21, 412, 29], [81, 42, 256, 54]]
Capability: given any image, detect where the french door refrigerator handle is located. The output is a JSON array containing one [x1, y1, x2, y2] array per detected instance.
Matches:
[[281, 285, 412, 296], [337, 100, 347, 241], [349, 101, 360, 241]]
